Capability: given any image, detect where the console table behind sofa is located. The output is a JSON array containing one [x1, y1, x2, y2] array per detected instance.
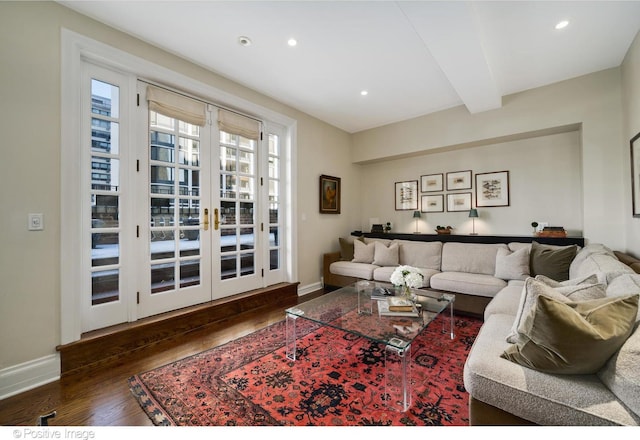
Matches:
[[356, 232, 584, 247]]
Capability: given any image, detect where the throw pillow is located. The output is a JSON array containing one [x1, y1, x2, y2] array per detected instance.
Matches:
[[529, 241, 578, 282], [506, 278, 606, 344], [534, 273, 598, 288], [352, 239, 375, 264], [598, 322, 640, 417], [338, 236, 363, 261], [372, 241, 399, 266], [501, 294, 639, 375], [494, 247, 530, 281]]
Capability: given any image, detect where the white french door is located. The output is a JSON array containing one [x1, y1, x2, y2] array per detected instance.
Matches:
[[80, 67, 287, 331], [64, 35, 295, 340], [135, 83, 280, 318]]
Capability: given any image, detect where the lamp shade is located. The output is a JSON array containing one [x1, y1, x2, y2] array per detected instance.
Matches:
[[468, 208, 478, 218], [413, 210, 421, 218]]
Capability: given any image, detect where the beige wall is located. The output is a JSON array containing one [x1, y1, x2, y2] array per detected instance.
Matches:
[[353, 68, 625, 249], [622, 30, 640, 256], [0, 2, 355, 373], [359, 131, 582, 236]]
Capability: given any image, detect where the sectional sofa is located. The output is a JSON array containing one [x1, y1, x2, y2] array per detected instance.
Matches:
[[322, 235, 640, 425]]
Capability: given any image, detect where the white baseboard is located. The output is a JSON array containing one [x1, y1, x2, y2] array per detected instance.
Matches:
[[0, 354, 60, 400], [297, 281, 323, 297]]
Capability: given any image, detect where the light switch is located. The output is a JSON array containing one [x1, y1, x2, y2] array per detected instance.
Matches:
[[28, 213, 44, 231]]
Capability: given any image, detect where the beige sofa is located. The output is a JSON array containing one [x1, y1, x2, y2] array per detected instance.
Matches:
[[324, 237, 538, 316], [323, 237, 640, 425], [464, 244, 640, 425]]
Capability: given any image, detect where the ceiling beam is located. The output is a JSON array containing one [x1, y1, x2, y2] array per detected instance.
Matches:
[[398, 1, 502, 114]]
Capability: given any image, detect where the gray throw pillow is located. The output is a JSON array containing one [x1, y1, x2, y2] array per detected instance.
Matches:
[[372, 241, 399, 266], [495, 247, 530, 281], [530, 241, 577, 282], [352, 239, 375, 264]]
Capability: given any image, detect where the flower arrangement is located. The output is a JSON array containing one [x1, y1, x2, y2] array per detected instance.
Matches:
[[390, 265, 424, 290]]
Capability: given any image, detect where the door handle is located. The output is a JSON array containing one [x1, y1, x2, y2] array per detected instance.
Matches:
[[203, 208, 209, 231], [214, 208, 220, 230]]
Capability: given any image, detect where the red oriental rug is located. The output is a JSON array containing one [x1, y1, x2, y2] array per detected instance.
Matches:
[[128, 314, 482, 426]]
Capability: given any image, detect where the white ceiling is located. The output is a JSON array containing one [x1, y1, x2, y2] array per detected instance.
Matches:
[[58, 1, 640, 133]]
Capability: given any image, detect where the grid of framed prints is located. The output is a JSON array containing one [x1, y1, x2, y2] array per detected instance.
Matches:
[[416, 170, 510, 212]]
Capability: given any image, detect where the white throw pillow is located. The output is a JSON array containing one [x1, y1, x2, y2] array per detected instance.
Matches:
[[372, 241, 399, 266], [494, 247, 530, 281], [352, 239, 375, 264], [506, 278, 606, 344]]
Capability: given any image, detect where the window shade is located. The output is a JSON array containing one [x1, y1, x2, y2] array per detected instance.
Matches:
[[146, 85, 206, 127], [217, 108, 260, 140]]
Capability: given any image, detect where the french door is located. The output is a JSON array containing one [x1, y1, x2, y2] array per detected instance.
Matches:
[[81, 67, 285, 332], [136, 82, 273, 318]]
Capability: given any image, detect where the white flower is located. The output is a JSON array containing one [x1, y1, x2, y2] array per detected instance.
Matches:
[[390, 265, 424, 289]]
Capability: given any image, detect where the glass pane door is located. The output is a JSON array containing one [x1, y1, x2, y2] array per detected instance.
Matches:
[[219, 131, 257, 282]]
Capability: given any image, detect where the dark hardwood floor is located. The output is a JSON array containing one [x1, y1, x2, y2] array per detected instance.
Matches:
[[0, 289, 327, 426]]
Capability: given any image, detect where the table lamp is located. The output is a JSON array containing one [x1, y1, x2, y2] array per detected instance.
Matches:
[[469, 208, 478, 235], [413, 210, 421, 234]]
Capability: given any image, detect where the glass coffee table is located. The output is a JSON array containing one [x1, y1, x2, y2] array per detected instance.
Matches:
[[285, 281, 455, 412]]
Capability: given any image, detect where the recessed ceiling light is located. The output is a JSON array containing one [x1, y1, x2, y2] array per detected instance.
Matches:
[[360, 90, 369, 96], [238, 36, 252, 46], [287, 38, 298, 47], [555, 20, 569, 30]]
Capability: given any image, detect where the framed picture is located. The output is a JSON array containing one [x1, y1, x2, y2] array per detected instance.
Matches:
[[446, 170, 472, 191], [395, 180, 418, 211], [319, 174, 340, 214], [447, 192, 472, 212], [632, 132, 640, 217], [420, 173, 443, 192], [476, 171, 510, 207], [421, 194, 444, 212]]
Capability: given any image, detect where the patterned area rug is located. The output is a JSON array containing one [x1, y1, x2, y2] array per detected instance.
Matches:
[[128, 314, 482, 426]]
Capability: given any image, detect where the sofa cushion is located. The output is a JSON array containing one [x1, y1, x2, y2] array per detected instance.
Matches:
[[570, 244, 616, 275], [494, 247, 530, 281], [329, 261, 377, 280], [352, 239, 375, 263], [430, 272, 507, 298], [507, 278, 606, 344], [501, 294, 639, 375], [372, 241, 399, 266], [464, 313, 640, 425], [529, 241, 577, 282], [598, 322, 640, 417], [484, 281, 525, 319], [571, 253, 634, 284], [394, 240, 442, 270], [441, 242, 508, 276]]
